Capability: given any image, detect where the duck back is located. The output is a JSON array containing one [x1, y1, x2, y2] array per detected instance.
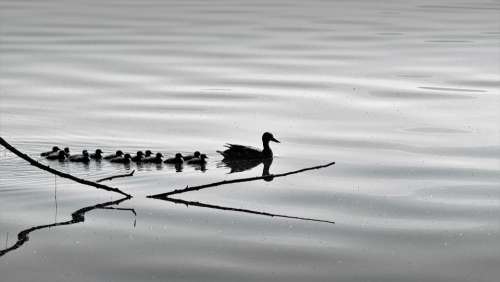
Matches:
[[217, 144, 264, 160]]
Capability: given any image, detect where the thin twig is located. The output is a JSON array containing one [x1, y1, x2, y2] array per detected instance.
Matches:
[[161, 197, 335, 224], [0, 137, 131, 198], [96, 170, 135, 183], [148, 161, 335, 198]]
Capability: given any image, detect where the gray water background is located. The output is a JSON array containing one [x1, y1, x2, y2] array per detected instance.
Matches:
[[1, 0, 499, 281]]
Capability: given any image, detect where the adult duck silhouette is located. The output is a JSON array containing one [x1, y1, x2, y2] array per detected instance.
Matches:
[[217, 132, 279, 160]]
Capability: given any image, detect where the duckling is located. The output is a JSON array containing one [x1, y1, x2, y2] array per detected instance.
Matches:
[[46, 147, 69, 159], [69, 150, 90, 163], [164, 153, 184, 164], [217, 132, 279, 160], [47, 150, 67, 161], [57, 150, 68, 161], [144, 152, 163, 163], [103, 150, 123, 160], [131, 151, 145, 163], [145, 150, 153, 158], [41, 146, 60, 156], [90, 149, 103, 160], [183, 151, 200, 161], [110, 153, 132, 164], [187, 154, 208, 165]]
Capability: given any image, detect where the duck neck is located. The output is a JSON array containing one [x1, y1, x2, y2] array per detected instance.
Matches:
[[262, 140, 273, 157]]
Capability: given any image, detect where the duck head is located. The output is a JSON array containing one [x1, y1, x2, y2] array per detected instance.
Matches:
[[52, 146, 60, 152], [200, 154, 208, 160], [63, 147, 70, 155], [95, 149, 103, 156], [136, 151, 144, 157], [155, 152, 163, 159], [116, 150, 123, 157], [194, 151, 201, 158], [262, 132, 280, 144], [124, 153, 132, 160], [82, 150, 89, 157], [145, 150, 153, 157]]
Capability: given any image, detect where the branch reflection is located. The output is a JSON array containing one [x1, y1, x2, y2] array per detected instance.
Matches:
[[0, 197, 134, 258], [158, 196, 335, 225]]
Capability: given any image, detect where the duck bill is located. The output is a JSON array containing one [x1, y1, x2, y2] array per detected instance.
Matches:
[[270, 137, 280, 143]]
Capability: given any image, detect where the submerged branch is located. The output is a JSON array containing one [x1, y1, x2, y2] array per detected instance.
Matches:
[[160, 197, 335, 225], [96, 170, 135, 183], [0, 137, 131, 198], [148, 161, 335, 198], [0, 197, 133, 257]]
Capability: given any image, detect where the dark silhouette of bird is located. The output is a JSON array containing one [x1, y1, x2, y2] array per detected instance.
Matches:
[[217, 132, 279, 160], [90, 149, 103, 160], [69, 150, 90, 163], [104, 150, 123, 160], [164, 153, 184, 164], [110, 153, 132, 164], [41, 146, 60, 156]]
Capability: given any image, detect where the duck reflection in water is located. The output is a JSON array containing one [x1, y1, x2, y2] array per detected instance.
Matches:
[[219, 158, 274, 181]]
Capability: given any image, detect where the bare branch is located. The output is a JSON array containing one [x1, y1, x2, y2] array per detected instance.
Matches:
[[0, 137, 131, 198], [148, 161, 335, 198]]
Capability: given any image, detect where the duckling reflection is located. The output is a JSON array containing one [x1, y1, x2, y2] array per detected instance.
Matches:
[[155, 162, 163, 171], [174, 162, 183, 172]]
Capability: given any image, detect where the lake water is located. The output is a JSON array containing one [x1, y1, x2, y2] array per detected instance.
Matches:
[[1, 0, 499, 281]]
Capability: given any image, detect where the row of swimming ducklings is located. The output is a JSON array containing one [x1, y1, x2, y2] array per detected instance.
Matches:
[[40, 146, 208, 165]]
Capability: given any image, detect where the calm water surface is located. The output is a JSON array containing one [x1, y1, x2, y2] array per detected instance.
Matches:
[[1, 0, 499, 281]]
